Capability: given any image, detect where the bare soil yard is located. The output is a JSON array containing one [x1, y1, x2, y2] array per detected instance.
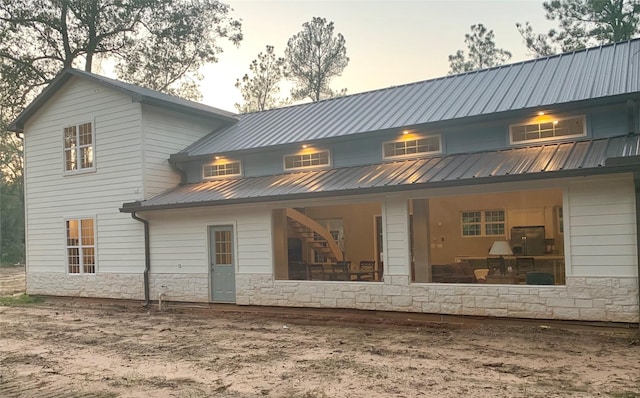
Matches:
[[0, 266, 639, 398]]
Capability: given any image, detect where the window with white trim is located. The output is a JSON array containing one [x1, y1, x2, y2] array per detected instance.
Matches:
[[284, 151, 330, 170], [64, 122, 94, 172], [383, 135, 441, 159], [66, 218, 96, 274], [203, 161, 241, 178], [510, 115, 586, 144], [461, 210, 505, 237]]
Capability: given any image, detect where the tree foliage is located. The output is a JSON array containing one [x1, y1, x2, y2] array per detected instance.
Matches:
[[235, 45, 288, 113], [0, 122, 24, 265], [285, 17, 349, 102], [517, 0, 640, 57], [0, 0, 243, 101], [448, 24, 512, 74], [0, 0, 243, 264]]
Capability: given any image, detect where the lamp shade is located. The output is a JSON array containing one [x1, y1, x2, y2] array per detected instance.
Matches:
[[489, 241, 513, 256]]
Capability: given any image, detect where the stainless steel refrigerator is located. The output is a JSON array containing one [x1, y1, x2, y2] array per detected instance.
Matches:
[[510, 226, 546, 255]]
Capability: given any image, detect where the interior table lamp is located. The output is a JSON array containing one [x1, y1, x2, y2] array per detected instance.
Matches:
[[489, 241, 513, 275]]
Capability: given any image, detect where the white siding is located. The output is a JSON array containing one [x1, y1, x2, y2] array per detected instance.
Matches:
[[383, 197, 410, 276], [24, 77, 145, 275], [567, 174, 638, 277], [145, 206, 272, 275], [141, 106, 222, 198]]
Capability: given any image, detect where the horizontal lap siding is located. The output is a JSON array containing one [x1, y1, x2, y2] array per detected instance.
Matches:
[[24, 78, 145, 274], [384, 198, 410, 275], [146, 207, 272, 275], [142, 106, 217, 198], [568, 174, 638, 277]]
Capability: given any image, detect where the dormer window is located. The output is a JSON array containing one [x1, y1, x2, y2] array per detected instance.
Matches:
[[203, 161, 241, 178], [284, 150, 330, 170], [510, 115, 586, 144], [383, 135, 441, 159], [64, 122, 94, 172]]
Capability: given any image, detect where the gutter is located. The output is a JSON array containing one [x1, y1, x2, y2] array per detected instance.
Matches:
[[130, 212, 151, 307]]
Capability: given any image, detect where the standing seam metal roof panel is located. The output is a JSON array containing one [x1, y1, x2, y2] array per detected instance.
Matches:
[[454, 67, 504, 118], [131, 135, 640, 211], [182, 40, 640, 156]]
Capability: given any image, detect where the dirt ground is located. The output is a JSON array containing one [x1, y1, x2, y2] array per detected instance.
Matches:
[[1, 266, 639, 398]]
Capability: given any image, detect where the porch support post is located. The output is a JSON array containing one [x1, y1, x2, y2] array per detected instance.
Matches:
[[634, 171, 640, 329]]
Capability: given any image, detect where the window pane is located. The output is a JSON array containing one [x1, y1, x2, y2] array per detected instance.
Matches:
[[462, 224, 481, 236], [68, 248, 80, 273], [462, 211, 481, 223], [66, 220, 79, 246], [81, 219, 94, 245], [485, 223, 505, 235], [83, 247, 95, 273], [511, 116, 584, 143], [65, 149, 77, 171], [80, 147, 93, 168], [284, 152, 329, 169], [79, 123, 92, 145], [64, 126, 77, 149], [384, 136, 440, 158]]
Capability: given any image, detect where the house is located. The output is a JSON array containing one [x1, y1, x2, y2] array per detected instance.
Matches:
[[8, 39, 640, 324]]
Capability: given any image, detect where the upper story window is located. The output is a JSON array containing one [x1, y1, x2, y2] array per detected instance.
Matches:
[[383, 135, 441, 159], [64, 122, 94, 172], [510, 115, 586, 144], [66, 218, 96, 274], [284, 150, 330, 170], [461, 209, 505, 237], [203, 161, 241, 179]]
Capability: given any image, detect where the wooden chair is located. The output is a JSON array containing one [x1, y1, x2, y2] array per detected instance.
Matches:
[[288, 261, 308, 280], [515, 257, 535, 283], [307, 263, 331, 281], [358, 260, 377, 281], [332, 261, 353, 281], [486, 257, 504, 275]]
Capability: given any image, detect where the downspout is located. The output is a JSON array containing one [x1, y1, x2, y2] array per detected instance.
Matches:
[[169, 157, 188, 185], [634, 171, 640, 330], [131, 212, 150, 307]]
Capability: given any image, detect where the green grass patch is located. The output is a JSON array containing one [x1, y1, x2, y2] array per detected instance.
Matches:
[[0, 294, 43, 306]]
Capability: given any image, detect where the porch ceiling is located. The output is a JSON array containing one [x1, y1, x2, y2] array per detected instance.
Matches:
[[121, 134, 640, 213]]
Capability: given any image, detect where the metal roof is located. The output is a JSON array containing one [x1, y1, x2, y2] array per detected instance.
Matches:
[[121, 134, 640, 212], [182, 39, 640, 156], [9, 69, 238, 133]]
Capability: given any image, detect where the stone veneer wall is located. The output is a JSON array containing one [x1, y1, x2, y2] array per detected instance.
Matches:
[[149, 273, 209, 302], [27, 272, 144, 300], [236, 274, 639, 323], [27, 271, 638, 322], [26, 272, 209, 303]]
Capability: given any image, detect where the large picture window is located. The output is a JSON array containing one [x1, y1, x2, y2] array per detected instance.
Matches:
[[410, 189, 565, 286], [510, 115, 585, 144], [64, 122, 94, 172], [66, 218, 96, 274]]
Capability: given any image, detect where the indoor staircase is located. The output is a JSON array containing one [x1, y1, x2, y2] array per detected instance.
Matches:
[[285, 208, 344, 262]]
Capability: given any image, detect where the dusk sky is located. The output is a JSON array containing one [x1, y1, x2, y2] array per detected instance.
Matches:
[[198, 0, 557, 112]]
